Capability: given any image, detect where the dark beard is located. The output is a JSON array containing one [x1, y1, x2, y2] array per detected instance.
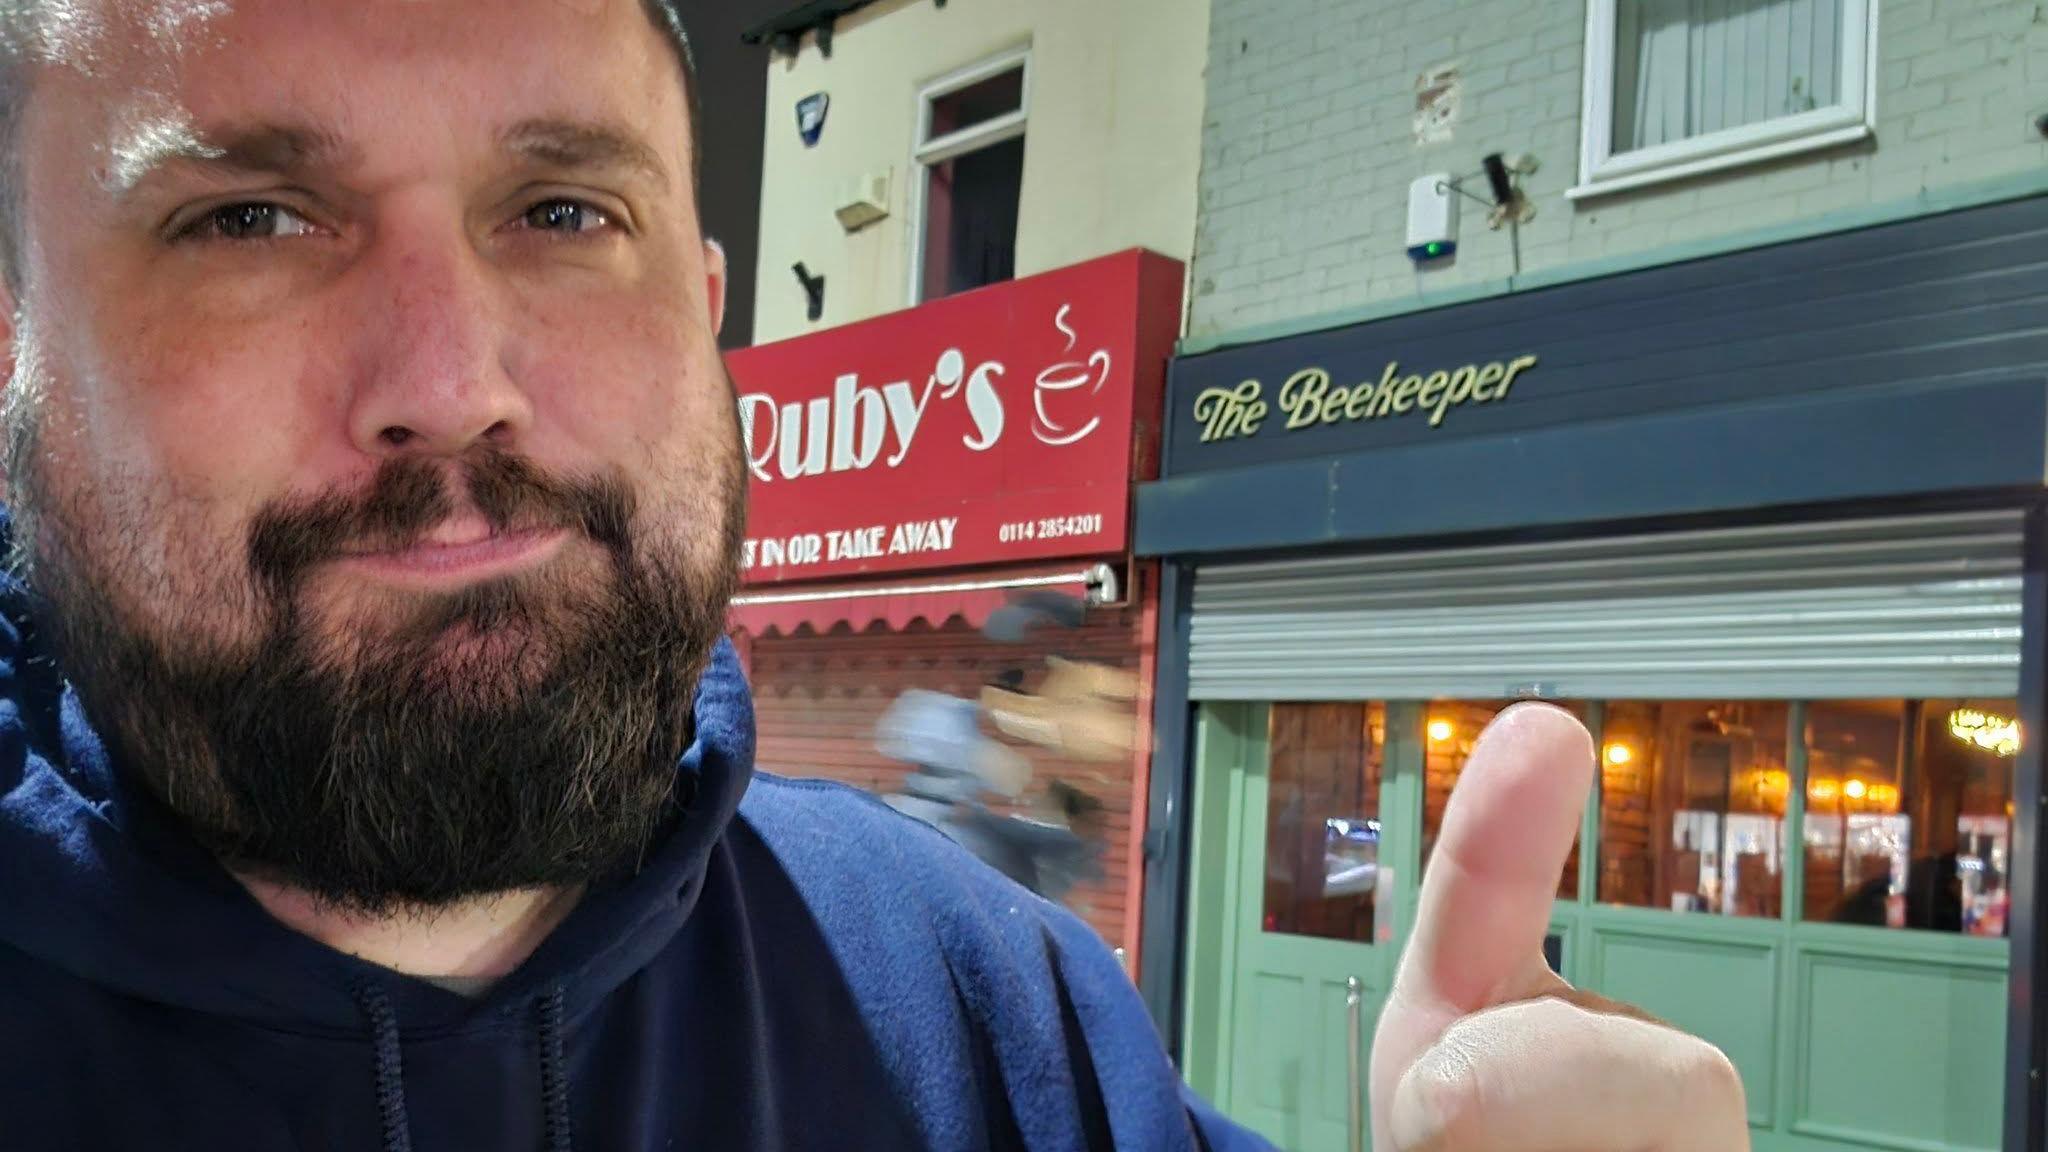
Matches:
[[25, 448, 743, 915]]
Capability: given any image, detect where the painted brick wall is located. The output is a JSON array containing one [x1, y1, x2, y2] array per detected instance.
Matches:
[[1190, 0, 2048, 339]]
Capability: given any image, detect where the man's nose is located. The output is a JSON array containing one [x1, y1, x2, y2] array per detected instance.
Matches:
[[344, 219, 533, 459]]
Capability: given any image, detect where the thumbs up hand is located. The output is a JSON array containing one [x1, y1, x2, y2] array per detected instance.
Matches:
[[1369, 704, 1751, 1150]]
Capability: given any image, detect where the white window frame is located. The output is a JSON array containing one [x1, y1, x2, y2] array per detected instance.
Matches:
[[1571, 0, 1877, 200], [906, 45, 1033, 307]]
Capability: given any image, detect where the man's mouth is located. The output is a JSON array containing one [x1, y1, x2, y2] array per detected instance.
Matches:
[[330, 518, 570, 589]]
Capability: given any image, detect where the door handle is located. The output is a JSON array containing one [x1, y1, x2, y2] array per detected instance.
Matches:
[[1346, 976, 1364, 1152]]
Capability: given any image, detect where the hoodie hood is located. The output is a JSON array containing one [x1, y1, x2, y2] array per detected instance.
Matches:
[[0, 548, 757, 1037]]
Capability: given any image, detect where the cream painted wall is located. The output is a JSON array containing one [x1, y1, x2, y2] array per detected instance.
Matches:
[[749, 0, 1209, 345]]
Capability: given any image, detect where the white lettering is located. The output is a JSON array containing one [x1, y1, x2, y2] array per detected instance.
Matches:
[[882, 379, 933, 468], [739, 395, 778, 483], [830, 374, 887, 472], [963, 363, 1005, 452], [885, 519, 959, 555], [733, 345, 1023, 479], [754, 518, 965, 573], [934, 348, 966, 398], [778, 398, 830, 480], [826, 526, 887, 561]]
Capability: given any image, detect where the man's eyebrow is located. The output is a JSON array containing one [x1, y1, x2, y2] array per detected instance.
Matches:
[[500, 118, 672, 191], [105, 120, 358, 198]]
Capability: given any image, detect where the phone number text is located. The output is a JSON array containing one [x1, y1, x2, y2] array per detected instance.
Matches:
[[997, 514, 1106, 544]]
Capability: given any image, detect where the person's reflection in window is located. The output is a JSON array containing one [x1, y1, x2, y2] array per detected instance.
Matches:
[[1813, 700, 2015, 937]]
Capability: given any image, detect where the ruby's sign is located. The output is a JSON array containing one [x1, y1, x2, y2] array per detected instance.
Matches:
[[728, 250, 1183, 584]]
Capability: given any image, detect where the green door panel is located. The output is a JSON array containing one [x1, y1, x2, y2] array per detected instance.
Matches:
[[1227, 943, 1381, 1149], [1245, 973, 1308, 1112], [1587, 925, 1781, 1127], [1794, 950, 2006, 1152]]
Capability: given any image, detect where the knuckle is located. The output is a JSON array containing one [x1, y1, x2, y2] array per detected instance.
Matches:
[[1400, 1030, 1486, 1148], [1686, 1038, 1748, 1110]]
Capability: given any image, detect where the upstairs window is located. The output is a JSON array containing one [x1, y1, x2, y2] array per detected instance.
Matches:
[[911, 48, 1029, 304], [1574, 0, 1875, 198]]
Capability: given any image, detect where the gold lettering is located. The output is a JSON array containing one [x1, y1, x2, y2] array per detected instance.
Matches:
[[1319, 385, 1350, 424], [1279, 368, 1330, 431], [1391, 374, 1422, 413], [1445, 366, 1478, 405], [1208, 353, 1531, 440], [1434, 366, 1479, 427], [1194, 385, 1233, 441], [1367, 362, 1401, 419], [1195, 379, 1267, 442], [1344, 382, 1376, 420], [1471, 362, 1507, 402], [1416, 371, 1451, 412], [1497, 354, 1539, 400]]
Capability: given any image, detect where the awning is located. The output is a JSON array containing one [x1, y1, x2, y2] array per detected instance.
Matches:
[[728, 563, 1118, 638]]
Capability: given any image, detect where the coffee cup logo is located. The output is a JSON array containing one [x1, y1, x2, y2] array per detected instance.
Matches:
[[1033, 304, 1113, 447]]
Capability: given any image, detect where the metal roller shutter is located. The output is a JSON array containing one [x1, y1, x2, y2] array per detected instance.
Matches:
[[1190, 510, 2026, 701]]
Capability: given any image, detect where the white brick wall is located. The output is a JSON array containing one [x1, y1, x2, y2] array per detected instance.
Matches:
[[1189, 0, 2048, 340]]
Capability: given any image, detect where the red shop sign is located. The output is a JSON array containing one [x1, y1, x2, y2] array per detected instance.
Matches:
[[728, 249, 1184, 585]]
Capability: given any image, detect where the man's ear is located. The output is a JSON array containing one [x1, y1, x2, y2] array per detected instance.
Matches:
[[703, 238, 728, 338]]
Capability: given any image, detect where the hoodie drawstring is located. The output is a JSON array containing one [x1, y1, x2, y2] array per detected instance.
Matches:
[[350, 982, 574, 1152], [353, 983, 416, 1152], [538, 986, 574, 1152]]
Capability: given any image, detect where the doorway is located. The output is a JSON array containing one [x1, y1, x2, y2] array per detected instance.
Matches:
[[1180, 702, 1424, 1151]]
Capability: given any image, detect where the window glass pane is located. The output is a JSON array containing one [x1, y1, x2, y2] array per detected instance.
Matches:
[[925, 65, 1025, 142], [920, 135, 1023, 302], [1803, 700, 2016, 936], [1598, 701, 1790, 918], [1424, 702, 1585, 901], [1612, 0, 1845, 152], [1263, 704, 1383, 943]]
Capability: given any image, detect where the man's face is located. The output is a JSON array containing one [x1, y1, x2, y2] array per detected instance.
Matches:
[[1, 0, 746, 910]]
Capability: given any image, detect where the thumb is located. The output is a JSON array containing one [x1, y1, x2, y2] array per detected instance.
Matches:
[[1395, 703, 1593, 1012], [1371, 705, 1597, 1151]]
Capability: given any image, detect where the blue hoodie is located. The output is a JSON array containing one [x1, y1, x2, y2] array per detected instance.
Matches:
[[0, 558, 1271, 1149]]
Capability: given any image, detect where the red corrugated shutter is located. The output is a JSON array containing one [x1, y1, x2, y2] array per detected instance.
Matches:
[[750, 612, 1141, 949]]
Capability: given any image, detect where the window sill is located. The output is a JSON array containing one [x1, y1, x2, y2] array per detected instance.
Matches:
[[1568, 122, 1873, 202]]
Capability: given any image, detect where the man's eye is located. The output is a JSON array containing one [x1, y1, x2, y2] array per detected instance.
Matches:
[[520, 199, 612, 235], [178, 203, 315, 243]]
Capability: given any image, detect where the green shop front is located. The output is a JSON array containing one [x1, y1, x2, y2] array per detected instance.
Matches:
[[1133, 194, 2048, 1152]]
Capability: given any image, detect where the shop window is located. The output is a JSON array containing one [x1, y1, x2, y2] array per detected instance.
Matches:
[[1597, 701, 1791, 918], [1575, 0, 1874, 197], [1262, 704, 1383, 944], [1423, 702, 1585, 901], [912, 49, 1028, 305], [1802, 700, 2017, 937]]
